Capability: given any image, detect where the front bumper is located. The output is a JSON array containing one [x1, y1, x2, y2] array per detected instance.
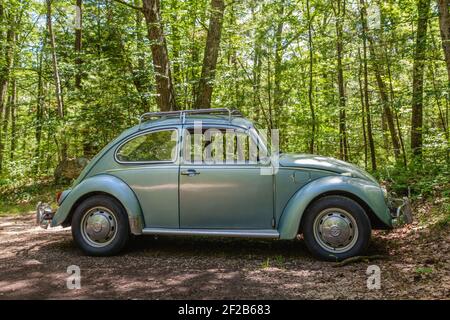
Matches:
[[36, 202, 55, 229], [388, 196, 413, 227]]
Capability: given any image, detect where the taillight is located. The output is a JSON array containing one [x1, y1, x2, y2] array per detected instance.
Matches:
[[56, 191, 63, 204]]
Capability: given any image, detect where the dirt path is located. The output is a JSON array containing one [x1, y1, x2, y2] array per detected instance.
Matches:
[[0, 213, 448, 299]]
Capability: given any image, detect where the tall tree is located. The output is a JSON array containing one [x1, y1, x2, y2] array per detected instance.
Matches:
[[0, 11, 16, 171], [273, 1, 285, 128], [362, 0, 402, 162], [437, 0, 450, 82], [359, 0, 376, 170], [306, 0, 316, 154], [142, 0, 177, 111], [46, 0, 64, 119], [358, 48, 368, 169], [194, 0, 225, 109], [74, 0, 83, 89], [34, 40, 45, 173], [251, 2, 262, 121], [333, 0, 349, 161], [9, 76, 16, 162], [46, 0, 66, 161], [411, 0, 431, 158]]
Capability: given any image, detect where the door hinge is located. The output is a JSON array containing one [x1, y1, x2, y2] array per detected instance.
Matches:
[[271, 218, 275, 228]]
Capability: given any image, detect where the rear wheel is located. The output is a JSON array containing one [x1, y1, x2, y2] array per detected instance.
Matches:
[[302, 195, 371, 261], [71, 195, 130, 256]]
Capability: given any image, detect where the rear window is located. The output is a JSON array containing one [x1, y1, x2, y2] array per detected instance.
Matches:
[[116, 129, 177, 163]]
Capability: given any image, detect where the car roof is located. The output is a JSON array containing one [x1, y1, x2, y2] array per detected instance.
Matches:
[[138, 115, 254, 131]]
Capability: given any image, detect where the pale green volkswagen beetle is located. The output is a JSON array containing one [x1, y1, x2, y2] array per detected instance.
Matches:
[[37, 108, 412, 261]]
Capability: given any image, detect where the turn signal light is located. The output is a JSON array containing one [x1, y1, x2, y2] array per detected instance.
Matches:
[[56, 191, 63, 204]]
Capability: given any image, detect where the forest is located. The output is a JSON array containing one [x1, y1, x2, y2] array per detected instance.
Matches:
[[0, 0, 449, 300], [0, 0, 449, 207]]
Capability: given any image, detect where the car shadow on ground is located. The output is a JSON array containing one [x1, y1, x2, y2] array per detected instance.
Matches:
[[128, 235, 312, 259], [17, 228, 391, 262]]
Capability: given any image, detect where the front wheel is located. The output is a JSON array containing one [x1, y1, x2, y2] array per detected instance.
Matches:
[[302, 195, 371, 261], [71, 195, 130, 256]]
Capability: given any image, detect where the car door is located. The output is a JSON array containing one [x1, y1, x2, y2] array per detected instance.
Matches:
[[179, 125, 274, 229], [109, 127, 180, 228]]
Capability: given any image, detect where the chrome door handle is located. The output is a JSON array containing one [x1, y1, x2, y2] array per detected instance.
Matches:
[[181, 169, 200, 177]]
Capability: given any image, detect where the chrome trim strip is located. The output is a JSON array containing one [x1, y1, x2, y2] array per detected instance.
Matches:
[[106, 165, 179, 172], [142, 228, 280, 238]]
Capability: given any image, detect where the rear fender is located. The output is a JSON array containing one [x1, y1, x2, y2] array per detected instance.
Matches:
[[51, 174, 144, 235]]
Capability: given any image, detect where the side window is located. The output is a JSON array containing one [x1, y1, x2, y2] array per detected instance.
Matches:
[[116, 129, 177, 163], [183, 127, 257, 165]]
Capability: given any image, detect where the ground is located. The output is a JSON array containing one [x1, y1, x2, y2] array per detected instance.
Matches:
[[0, 209, 448, 300]]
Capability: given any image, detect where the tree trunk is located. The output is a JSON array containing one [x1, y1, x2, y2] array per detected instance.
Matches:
[[74, 0, 82, 90], [411, 0, 431, 158], [46, 0, 64, 118], [46, 0, 66, 161], [170, 0, 181, 107], [273, 1, 285, 128], [386, 42, 408, 166], [267, 56, 274, 129], [9, 77, 16, 162], [194, 0, 225, 109], [362, 0, 401, 162], [307, 0, 316, 154], [34, 44, 45, 173], [334, 0, 349, 161], [189, 6, 199, 109], [437, 0, 450, 82], [0, 26, 15, 172], [429, 21, 450, 163], [142, 0, 177, 111], [251, 4, 262, 122], [0, 87, 10, 170], [360, 0, 376, 170], [375, 59, 401, 161], [358, 48, 368, 169], [437, 0, 450, 165]]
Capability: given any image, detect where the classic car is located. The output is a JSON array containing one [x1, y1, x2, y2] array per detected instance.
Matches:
[[37, 108, 412, 261]]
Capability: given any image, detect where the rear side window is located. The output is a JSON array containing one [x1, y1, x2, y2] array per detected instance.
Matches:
[[116, 129, 177, 163]]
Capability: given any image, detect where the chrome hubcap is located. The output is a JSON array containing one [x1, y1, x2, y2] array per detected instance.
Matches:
[[313, 208, 358, 253], [81, 207, 117, 248]]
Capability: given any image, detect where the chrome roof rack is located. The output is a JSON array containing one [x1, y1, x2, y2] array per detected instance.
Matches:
[[139, 108, 242, 127]]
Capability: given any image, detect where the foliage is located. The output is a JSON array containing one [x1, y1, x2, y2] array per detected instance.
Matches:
[[0, 177, 67, 215], [0, 0, 448, 204]]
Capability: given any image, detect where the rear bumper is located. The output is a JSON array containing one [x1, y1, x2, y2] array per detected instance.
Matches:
[[388, 196, 413, 227], [36, 202, 55, 229]]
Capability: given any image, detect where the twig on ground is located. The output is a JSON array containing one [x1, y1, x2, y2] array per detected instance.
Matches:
[[332, 254, 387, 267]]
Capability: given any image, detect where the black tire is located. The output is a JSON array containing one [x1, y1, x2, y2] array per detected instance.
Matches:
[[71, 195, 130, 256], [302, 195, 371, 261]]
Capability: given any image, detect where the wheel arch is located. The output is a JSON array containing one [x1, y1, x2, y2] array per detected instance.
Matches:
[[51, 174, 144, 235], [297, 191, 388, 233], [277, 175, 392, 239]]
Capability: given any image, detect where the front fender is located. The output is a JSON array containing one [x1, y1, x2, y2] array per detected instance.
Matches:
[[51, 174, 144, 235], [277, 175, 391, 239]]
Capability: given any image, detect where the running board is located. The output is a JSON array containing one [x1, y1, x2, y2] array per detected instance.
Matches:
[[142, 228, 280, 239]]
